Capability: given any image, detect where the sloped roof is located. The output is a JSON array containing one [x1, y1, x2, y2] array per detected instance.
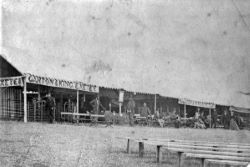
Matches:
[[2, 0, 250, 108]]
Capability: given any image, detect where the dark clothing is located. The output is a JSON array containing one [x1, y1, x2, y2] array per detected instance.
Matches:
[[127, 98, 136, 126], [212, 110, 217, 128], [90, 99, 99, 114], [90, 98, 105, 114], [140, 106, 151, 117], [45, 96, 55, 123], [127, 99, 136, 113], [128, 112, 134, 126], [222, 113, 230, 129], [230, 119, 239, 130]]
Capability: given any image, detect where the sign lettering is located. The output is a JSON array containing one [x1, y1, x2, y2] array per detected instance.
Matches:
[[0, 76, 24, 87], [178, 98, 215, 109], [24, 73, 99, 93]]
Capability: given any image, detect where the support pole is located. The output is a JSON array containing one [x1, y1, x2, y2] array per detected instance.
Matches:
[[76, 90, 79, 124], [60, 94, 63, 113], [109, 103, 112, 112], [37, 86, 41, 121], [154, 94, 157, 114], [209, 108, 212, 128], [23, 77, 27, 123], [119, 103, 122, 116], [33, 99, 36, 121], [184, 104, 187, 120]]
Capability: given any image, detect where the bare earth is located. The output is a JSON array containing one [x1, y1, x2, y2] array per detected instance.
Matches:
[[0, 121, 250, 167]]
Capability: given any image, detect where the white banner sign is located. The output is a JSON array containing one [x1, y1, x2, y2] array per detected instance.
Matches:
[[0, 76, 24, 87], [178, 98, 215, 109], [25, 73, 99, 93]]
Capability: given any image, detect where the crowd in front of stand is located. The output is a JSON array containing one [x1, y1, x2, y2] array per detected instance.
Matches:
[[38, 92, 246, 130]]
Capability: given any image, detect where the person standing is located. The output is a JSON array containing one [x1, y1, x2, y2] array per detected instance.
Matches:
[[212, 109, 218, 128], [90, 96, 105, 124], [45, 92, 56, 123], [127, 95, 136, 126], [90, 96, 105, 114], [222, 110, 230, 129], [229, 110, 240, 130], [140, 102, 151, 117]]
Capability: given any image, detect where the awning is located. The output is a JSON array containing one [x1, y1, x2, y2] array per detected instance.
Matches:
[[178, 98, 215, 109], [230, 106, 250, 114]]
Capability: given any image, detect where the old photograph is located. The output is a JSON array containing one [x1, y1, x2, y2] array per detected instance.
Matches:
[[0, 0, 250, 166]]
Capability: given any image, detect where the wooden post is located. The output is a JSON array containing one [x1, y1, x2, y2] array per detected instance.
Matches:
[[126, 139, 131, 154], [209, 108, 212, 128], [139, 142, 144, 157], [184, 104, 186, 122], [23, 77, 27, 123], [154, 94, 157, 114], [60, 94, 63, 112], [109, 103, 112, 112], [156, 145, 162, 163], [178, 152, 182, 167], [76, 90, 79, 124], [41, 101, 43, 122], [33, 100, 36, 121], [119, 103, 122, 116], [201, 158, 205, 167], [37, 86, 41, 122]]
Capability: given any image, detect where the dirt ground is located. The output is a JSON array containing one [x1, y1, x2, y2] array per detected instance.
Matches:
[[0, 121, 250, 167]]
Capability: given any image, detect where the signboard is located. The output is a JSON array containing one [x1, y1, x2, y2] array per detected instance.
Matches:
[[119, 90, 124, 103], [24, 73, 99, 93], [230, 106, 250, 114], [0, 76, 24, 87], [178, 98, 215, 109]]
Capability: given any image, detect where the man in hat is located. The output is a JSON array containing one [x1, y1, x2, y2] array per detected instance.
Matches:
[[127, 95, 136, 126], [45, 92, 56, 123]]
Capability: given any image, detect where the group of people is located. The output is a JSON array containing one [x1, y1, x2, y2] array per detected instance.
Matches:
[[193, 109, 212, 129], [126, 95, 180, 127], [127, 96, 152, 126], [192, 108, 243, 130], [42, 93, 244, 130], [221, 110, 243, 130]]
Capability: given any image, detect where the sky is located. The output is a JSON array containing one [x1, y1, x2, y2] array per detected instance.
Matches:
[[1, 0, 250, 108]]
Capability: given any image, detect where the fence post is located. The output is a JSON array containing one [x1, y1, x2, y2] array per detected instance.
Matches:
[[139, 142, 144, 157], [127, 139, 131, 154], [156, 145, 162, 163]]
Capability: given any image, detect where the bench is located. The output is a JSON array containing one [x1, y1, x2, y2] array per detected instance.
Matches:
[[184, 153, 250, 167], [61, 112, 106, 126], [205, 159, 249, 167], [119, 137, 250, 167], [142, 140, 250, 166], [134, 116, 148, 126]]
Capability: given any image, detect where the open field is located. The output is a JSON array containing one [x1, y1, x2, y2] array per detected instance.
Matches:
[[0, 121, 250, 167]]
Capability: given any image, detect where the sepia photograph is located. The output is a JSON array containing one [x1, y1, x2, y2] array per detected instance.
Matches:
[[0, 0, 250, 166]]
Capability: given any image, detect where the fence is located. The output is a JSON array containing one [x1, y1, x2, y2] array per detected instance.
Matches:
[[0, 87, 23, 121]]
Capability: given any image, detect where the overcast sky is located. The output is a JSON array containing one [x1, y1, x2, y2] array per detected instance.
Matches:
[[2, 0, 250, 108]]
